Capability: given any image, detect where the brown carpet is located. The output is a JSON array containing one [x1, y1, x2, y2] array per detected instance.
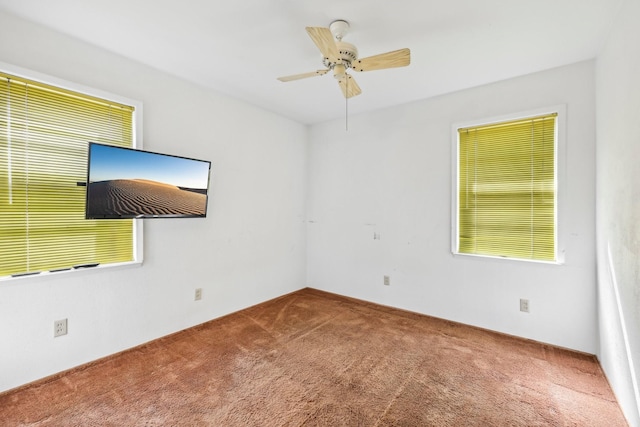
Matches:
[[0, 288, 628, 426]]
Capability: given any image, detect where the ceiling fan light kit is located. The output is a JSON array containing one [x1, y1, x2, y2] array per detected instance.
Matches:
[[277, 19, 411, 100]]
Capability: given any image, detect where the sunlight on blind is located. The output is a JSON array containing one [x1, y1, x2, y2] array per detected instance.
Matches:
[[458, 114, 556, 261], [0, 73, 134, 277]]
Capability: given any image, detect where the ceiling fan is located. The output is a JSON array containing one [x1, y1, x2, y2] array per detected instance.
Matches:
[[277, 20, 411, 99]]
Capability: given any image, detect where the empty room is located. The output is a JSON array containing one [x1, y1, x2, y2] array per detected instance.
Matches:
[[0, 0, 638, 425]]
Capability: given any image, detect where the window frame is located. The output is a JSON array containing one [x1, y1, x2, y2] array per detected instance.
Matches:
[[451, 105, 566, 264], [0, 61, 144, 282]]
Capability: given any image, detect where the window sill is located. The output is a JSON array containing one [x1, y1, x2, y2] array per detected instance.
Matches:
[[451, 251, 565, 266], [0, 260, 143, 285]]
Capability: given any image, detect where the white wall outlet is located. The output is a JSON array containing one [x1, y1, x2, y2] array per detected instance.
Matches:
[[384, 275, 390, 286], [520, 298, 530, 313], [195, 288, 202, 301], [54, 319, 67, 337]]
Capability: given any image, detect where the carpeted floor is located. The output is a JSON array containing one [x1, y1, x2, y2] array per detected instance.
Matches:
[[0, 288, 629, 426]]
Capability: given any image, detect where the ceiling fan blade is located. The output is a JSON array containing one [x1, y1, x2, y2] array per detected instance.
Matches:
[[351, 48, 411, 72], [277, 69, 329, 82], [306, 26, 340, 63], [337, 74, 362, 98]]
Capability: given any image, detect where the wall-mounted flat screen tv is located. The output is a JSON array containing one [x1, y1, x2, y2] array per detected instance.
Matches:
[[85, 142, 212, 219]]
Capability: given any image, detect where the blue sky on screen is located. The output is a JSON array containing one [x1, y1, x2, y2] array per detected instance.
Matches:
[[89, 144, 211, 189]]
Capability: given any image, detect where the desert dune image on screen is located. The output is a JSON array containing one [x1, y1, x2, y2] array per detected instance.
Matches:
[[86, 144, 211, 218]]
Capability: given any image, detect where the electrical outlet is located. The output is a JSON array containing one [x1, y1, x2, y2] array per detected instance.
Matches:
[[520, 299, 530, 313], [384, 275, 390, 286], [54, 319, 67, 337], [195, 288, 202, 301]]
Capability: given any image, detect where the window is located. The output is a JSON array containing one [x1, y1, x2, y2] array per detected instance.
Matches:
[[453, 111, 560, 262], [0, 70, 140, 278]]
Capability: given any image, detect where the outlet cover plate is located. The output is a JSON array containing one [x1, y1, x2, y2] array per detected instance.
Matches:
[[54, 319, 68, 337]]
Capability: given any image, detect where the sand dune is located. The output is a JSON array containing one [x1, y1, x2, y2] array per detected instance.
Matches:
[[87, 179, 207, 218]]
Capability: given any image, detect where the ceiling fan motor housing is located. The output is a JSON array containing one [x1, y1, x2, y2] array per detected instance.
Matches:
[[323, 41, 359, 69]]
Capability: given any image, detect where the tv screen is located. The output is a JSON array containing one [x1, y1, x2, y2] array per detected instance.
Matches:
[[85, 142, 212, 219]]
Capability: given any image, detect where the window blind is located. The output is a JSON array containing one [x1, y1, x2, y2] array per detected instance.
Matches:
[[458, 113, 556, 261], [0, 73, 134, 277]]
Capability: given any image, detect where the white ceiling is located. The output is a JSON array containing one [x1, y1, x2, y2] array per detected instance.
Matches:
[[0, 0, 623, 125]]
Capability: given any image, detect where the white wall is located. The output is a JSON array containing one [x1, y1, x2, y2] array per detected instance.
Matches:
[[0, 12, 307, 393], [307, 61, 597, 354], [596, 0, 640, 424]]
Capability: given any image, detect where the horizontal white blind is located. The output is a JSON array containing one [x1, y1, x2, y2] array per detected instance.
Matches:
[[0, 73, 134, 277], [458, 114, 556, 261]]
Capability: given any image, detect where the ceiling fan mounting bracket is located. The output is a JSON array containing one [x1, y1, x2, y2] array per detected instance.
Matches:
[[329, 19, 350, 41]]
